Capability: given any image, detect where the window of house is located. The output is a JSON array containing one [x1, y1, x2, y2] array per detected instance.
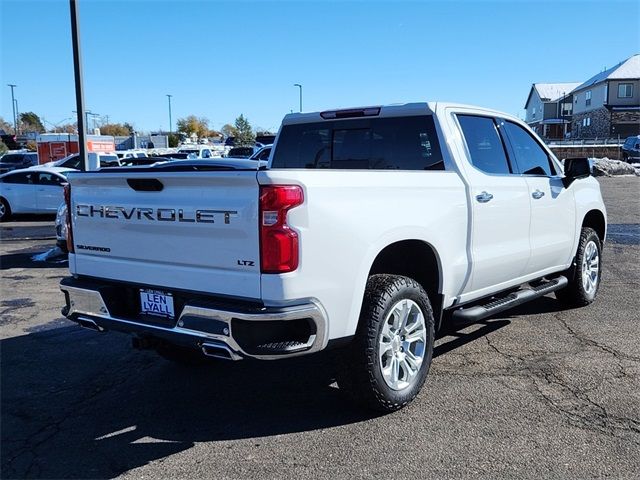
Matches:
[[532, 107, 536, 118], [502, 121, 556, 176], [585, 90, 592, 106], [457, 115, 511, 175], [587, 117, 591, 127], [618, 83, 634, 98]]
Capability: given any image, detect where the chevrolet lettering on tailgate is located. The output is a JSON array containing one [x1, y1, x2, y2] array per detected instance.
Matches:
[[76, 205, 237, 224]]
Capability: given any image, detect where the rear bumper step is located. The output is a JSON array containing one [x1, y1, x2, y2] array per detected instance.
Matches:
[[60, 277, 328, 360], [452, 276, 568, 323]]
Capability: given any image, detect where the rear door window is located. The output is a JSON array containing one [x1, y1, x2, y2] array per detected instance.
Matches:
[[457, 115, 511, 175], [272, 115, 444, 170], [37, 172, 66, 186], [1, 172, 36, 184], [0, 154, 24, 164]]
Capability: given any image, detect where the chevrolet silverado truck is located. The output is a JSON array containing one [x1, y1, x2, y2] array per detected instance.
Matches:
[[60, 103, 606, 411]]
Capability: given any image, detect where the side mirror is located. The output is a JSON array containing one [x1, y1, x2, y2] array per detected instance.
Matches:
[[562, 157, 591, 188]]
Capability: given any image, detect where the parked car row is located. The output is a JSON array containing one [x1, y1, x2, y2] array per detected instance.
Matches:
[[0, 152, 171, 222]]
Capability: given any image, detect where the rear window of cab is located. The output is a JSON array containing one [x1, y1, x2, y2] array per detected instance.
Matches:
[[272, 115, 444, 170]]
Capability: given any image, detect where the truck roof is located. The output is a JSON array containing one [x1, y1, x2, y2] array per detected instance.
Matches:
[[282, 102, 522, 125]]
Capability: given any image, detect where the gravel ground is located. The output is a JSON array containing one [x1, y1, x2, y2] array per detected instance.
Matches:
[[1, 177, 638, 479]]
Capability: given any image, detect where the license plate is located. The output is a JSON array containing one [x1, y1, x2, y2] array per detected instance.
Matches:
[[139, 289, 175, 319]]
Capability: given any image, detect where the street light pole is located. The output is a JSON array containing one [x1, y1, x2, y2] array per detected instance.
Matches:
[[166, 94, 173, 133], [69, 0, 89, 170], [294, 84, 302, 112], [7, 84, 17, 134], [13, 99, 19, 134]]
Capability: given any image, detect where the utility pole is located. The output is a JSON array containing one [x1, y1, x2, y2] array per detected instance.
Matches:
[[69, 0, 89, 170], [72, 109, 93, 131], [166, 94, 173, 133], [294, 84, 302, 112], [7, 84, 17, 134], [88, 112, 99, 130]]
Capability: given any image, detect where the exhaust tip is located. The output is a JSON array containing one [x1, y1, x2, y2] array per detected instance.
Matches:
[[201, 342, 238, 361], [77, 316, 105, 332]]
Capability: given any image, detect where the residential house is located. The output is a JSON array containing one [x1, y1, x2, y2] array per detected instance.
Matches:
[[571, 54, 640, 139], [524, 83, 581, 139]]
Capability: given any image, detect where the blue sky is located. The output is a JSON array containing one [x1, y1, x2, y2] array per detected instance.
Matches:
[[1, 0, 638, 133]]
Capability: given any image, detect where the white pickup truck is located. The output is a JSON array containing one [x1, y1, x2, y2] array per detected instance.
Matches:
[[60, 103, 606, 411]]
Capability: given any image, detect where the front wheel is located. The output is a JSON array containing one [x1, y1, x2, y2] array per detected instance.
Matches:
[[335, 274, 435, 412], [556, 227, 602, 307]]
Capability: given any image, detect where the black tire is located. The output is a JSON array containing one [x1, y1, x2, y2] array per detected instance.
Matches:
[[0, 197, 11, 222], [335, 274, 435, 412], [155, 343, 212, 366], [556, 227, 602, 307]]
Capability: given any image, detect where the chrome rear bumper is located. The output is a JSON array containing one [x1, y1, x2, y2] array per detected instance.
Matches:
[[60, 278, 328, 361]]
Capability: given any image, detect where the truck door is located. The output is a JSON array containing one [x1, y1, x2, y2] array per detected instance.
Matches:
[[500, 120, 576, 274], [455, 114, 531, 298]]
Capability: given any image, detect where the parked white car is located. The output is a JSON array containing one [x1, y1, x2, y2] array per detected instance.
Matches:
[[116, 150, 148, 160], [177, 145, 217, 159], [0, 167, 74, 221], [40, 153, 120, 171]]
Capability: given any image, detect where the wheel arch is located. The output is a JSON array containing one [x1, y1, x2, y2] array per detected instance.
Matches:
[[368, 239, 444, 330], [582, 209, 606, 243]]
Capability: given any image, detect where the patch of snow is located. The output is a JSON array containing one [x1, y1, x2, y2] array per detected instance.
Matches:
[[31, 247, 67, 263], [588, 157, 639, 177]]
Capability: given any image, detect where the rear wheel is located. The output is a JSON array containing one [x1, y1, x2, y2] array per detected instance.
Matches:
[[0, 198, 10, 222], [556, 227, 602, 307], [336, 274, 435, 412]]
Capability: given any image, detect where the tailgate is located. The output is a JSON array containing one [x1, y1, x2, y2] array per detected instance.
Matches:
[[68, 171, 260, 299]]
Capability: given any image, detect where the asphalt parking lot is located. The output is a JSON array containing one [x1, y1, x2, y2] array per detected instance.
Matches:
[[1, 177, 638, 479]]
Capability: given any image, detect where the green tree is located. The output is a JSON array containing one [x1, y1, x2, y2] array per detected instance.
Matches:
[[234, 114, 255, 146], [221, 123, 238, 139], [168, 133, 180, 148], [176, 115, 209, 138], [0, 140, 8, 155], [0, 116, 14, 134], [58, 122, 77, 134], [100, 123, 132, 136], [19, 112, 45, 133]]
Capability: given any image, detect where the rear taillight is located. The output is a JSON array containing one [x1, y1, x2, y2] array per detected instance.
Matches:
[[259, 185, 304, 273], [64, 184, 74, 253]]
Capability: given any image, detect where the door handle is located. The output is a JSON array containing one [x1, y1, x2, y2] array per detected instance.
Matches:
[[476, 191, 493, 203], [532, 190, 545, 199]]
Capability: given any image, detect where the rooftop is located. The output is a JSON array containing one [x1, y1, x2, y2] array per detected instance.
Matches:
[[574, 54, 640, 91]]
